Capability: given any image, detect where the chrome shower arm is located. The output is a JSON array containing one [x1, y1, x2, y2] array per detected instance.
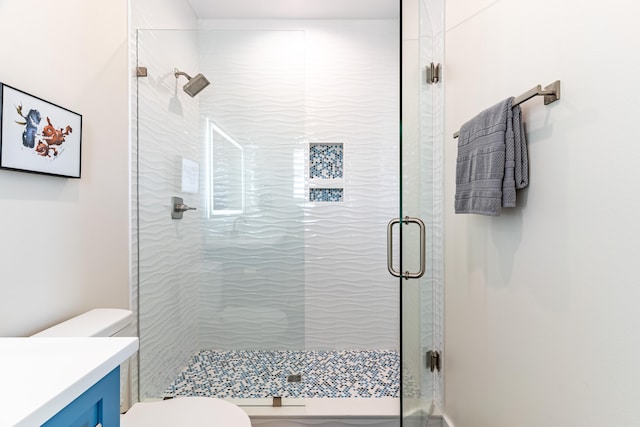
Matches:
[[174, 68, 193, 80]]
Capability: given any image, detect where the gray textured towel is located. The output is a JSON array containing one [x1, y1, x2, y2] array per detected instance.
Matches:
[[455, 98, 528, 215], [512, 105, 529, 190]]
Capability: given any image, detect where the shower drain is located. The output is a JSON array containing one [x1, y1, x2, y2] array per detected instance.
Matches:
[[287, 374, 302, 382]]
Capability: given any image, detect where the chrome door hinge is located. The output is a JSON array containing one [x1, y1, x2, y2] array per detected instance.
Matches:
[[426, 62, 441, 84], [426, 350, 440, 372]]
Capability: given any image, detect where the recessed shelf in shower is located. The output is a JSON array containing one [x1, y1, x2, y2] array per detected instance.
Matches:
[[308, 143, 344, 202]]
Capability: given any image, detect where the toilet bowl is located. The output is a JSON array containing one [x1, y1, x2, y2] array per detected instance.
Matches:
[[121, 396, 250, 427], [33, 308, 251, 427]]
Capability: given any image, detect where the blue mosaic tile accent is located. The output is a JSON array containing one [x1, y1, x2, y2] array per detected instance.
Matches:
[[163, 350, 399, 399], [310, 144, 343, 179], [309, 188, 343, 202]]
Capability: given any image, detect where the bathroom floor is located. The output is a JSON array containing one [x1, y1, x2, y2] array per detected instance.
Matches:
[[163, 349, 400, 399]]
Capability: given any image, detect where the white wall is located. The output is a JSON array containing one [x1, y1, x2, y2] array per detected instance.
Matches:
[[0, 0, 129, 336], [131, 0, 198, 29], [444, 0, 640, 425]]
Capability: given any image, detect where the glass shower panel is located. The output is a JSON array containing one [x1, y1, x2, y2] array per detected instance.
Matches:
[[136, 18, 403, 409], [136, 29, 305, 400], [401, 0, 444, 423], [421, 0, 445, 410]]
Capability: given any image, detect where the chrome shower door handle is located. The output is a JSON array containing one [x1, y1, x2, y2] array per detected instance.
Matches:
[[387, 216, 426, 279]]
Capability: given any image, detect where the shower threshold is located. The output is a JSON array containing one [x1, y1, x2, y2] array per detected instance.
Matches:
[[226, 397, 306, 407], [232, 397, 399, 419]]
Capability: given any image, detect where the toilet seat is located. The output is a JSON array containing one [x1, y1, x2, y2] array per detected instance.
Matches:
[[121, 397, 251, 427]]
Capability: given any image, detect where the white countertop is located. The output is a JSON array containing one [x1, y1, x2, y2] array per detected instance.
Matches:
[[0, 337, 139, 427]]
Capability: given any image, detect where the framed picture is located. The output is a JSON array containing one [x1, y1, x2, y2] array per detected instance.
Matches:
[[0, 83, 82, 178]]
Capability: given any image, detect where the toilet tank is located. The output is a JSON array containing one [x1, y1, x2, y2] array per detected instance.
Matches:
[[32, 308, 134, 337]]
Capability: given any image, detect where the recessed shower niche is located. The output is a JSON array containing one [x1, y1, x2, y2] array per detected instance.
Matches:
[[308, 142, 344, 202]]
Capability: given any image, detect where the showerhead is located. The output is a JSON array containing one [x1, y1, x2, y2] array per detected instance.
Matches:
[[174, 68, 211, 97]]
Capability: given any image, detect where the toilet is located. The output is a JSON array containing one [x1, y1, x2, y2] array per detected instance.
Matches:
[[33, 308, 251, 427]]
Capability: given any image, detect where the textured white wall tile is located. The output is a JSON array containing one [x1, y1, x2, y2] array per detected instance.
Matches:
[[302, 20, 400, 350], [194, 20, 400, 351], [196, 29, 306, 350]]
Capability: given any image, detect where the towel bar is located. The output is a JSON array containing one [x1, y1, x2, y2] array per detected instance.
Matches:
[[453, 80, 560, 138]]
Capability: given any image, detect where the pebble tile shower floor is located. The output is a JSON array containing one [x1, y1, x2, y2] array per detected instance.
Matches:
[[164, 350, 400, 399]]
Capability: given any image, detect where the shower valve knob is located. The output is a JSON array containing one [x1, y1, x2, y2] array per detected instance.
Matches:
[[171, 196, 196, 219], [174, 203, 196, 213]]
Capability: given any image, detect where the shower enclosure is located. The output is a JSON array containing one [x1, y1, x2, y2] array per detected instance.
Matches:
[[133, 0, 442, 424]]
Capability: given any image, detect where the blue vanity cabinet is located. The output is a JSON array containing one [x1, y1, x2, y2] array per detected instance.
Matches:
[[41, 367, 120, 427]]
